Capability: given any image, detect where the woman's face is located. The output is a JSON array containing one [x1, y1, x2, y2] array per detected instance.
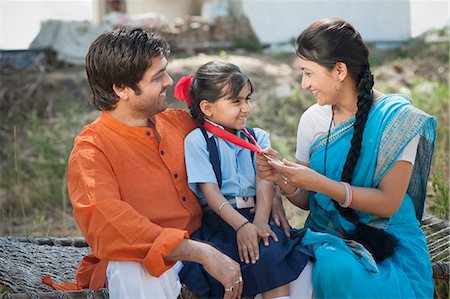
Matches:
[[298, 57, 340, 106]]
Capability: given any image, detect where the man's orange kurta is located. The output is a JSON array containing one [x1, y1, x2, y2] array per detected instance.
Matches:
[[67, 109, 202, 289]]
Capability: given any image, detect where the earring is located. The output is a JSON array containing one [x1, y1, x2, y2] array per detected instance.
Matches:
[[335, 80, 343, 92]]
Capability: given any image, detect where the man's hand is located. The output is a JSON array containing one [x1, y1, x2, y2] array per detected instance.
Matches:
[[166, 239, 243, 299], [200, 242, 243, 299]]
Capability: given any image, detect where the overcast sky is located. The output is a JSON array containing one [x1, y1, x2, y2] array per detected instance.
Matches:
[[1, 0, 448, 49]]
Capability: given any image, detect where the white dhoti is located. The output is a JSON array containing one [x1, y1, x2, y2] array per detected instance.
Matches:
[[106, 260, 183, 299]]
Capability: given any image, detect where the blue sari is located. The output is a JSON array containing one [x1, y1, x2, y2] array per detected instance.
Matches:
[[301, 94, 436, 298]]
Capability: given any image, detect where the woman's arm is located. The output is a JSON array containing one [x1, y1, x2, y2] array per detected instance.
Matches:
[[256, 148, 310, 210], [269, 159, 413, 218], [273, 161, 310, 210]]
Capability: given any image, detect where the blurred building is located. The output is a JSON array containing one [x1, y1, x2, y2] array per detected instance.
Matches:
[[91, 0, 448, 45]]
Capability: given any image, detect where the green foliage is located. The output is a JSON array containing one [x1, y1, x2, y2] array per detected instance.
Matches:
[[233, 35, 262, 53], [428, 163, 449, 219], [0, 94, 96, 234], [411, 80, 449, 218], [248, 86, 314, 160]]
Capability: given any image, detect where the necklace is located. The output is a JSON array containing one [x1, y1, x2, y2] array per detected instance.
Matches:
[[323, 105, 335, 176]]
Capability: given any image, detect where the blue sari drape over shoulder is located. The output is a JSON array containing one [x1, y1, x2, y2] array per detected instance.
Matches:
[[301, 95, 436, 298]]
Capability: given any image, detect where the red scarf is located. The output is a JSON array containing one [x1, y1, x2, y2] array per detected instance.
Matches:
[[203, 120, 262, 153]]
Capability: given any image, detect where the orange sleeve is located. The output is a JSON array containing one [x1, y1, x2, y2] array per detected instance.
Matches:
[[68, 141, 189, 277]]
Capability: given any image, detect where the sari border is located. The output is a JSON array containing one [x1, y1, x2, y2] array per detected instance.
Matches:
[[309, 96, 386, 156]]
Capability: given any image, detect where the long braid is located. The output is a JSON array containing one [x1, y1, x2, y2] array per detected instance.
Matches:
[[334, 66, 398, 262], [297, 18, 399, 261], [341, 66, 373, 183]]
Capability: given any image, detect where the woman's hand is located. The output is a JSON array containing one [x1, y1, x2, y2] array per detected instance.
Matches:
[[236, 222, 267, 264], [268, 159, 318, 191], [256, 148, 282, 182], [253, 220, 278, 246]]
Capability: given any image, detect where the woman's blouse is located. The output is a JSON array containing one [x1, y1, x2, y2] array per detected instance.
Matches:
[[295, 103, 420, 165]]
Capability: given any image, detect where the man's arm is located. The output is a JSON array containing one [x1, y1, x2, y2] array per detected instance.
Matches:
[[68, 142, 189, 277], [166, 239, 243, 299]]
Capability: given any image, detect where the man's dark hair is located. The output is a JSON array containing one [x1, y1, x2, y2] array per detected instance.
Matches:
[[85, 27, 170, 111]]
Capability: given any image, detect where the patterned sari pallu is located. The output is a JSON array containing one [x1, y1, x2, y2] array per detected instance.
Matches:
[[301, 94, 436, 298]]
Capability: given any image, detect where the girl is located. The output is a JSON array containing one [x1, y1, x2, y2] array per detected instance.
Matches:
[[174, 60, 311, 299], [257, 18, 436, 298]]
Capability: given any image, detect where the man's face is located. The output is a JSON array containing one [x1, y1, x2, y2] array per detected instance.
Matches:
[[128, 56, 173, 118]]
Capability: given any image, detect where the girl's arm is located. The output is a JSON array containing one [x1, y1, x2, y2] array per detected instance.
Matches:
[[269, 159, 412, 218], [253, 177, 278, 245], [254, 177, 272, 224], [199, 182, 249, 229], [199, 182, 266, 264]]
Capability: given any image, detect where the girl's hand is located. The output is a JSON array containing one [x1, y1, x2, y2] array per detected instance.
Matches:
[[236, 222, 265, 264], [269, 159, 317, 190], [271, 193, 291, 238], [253, 220, 278, 246], [256, 148, 282, 182]]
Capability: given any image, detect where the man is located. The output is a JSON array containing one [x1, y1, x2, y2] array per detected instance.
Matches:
[[63, 27, 242, 298]]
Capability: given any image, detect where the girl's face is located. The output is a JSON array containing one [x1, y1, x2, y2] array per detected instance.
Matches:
[[205, 83, 252, 133], [298, 57, 340, 106]]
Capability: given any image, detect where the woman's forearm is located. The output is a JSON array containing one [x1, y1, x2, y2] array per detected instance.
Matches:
[[275, 177, 309, 210], [312, 161, 411, 217]]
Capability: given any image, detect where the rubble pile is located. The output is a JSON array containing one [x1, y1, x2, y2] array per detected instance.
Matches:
[[152, 15, 258, 51]]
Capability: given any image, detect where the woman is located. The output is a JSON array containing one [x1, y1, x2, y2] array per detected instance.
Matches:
[[257, 18, 436, 298]]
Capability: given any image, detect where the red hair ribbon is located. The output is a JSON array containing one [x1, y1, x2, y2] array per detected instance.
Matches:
[[174, 75, 193, 108]]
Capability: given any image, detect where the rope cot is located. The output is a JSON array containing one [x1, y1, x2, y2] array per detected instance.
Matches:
[[1, 215, 448, 298]]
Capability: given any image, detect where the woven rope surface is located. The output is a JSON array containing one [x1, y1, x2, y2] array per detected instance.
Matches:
[[0, 237, 91, 293], [0, 214, 448, 297]]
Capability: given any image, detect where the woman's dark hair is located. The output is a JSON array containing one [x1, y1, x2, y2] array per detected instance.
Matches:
[[85, 27, 170, 111], [296, 18, 397, 262], [189, 60, 253, 125]]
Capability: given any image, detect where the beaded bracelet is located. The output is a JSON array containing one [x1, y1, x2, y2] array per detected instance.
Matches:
[[339, 182, 353, 208], [236, 220, 250, 232]]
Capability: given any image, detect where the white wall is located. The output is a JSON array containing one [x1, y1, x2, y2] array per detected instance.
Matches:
[[410, 0, 449, 37], [125, 0, 202, 21], [1, 0, 93, 50], [242, 0, 412, 43]]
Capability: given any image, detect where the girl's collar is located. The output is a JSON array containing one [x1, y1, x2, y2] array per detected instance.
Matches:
[[204, 118, 240, 135]]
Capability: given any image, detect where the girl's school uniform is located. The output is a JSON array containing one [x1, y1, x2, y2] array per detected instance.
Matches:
[[179, 126, 311, 298]]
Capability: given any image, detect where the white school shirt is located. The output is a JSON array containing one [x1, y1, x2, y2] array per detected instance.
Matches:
[[295, 104, 420, 165]]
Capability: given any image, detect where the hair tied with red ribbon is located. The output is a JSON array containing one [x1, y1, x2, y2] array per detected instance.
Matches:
[[174, 75, 193, 108]]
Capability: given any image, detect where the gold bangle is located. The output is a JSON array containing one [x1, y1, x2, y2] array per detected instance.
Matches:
[[218, 201, 230, 212], [275, 184, 298, 197]]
